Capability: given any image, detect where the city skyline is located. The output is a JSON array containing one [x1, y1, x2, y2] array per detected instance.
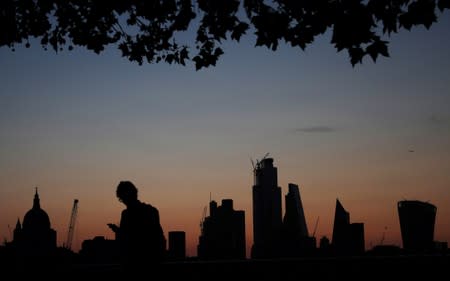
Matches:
[[1, 11, 450, 258], [2, 155, 448, 258]]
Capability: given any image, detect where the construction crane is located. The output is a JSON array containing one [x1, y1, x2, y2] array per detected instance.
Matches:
[[379, 226, 387, 245], [65, 199, 79, 251], [251, 152, 270, 172], [312, 216, 319, 238]]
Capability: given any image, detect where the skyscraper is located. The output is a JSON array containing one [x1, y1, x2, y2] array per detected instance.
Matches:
[[282, 183, 315, 256], [197, 199, 246, 259], [331, 199, 365, 256], [251, 157, 282, 258], [398, 200, 437, 253], [331, 199, 350, 253], [283, 183, 309, 237]]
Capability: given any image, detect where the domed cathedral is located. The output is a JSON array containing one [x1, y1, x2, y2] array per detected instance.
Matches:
[[13, 188, 57, 256]]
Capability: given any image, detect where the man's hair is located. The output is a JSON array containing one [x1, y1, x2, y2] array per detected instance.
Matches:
[[116, 180, 138, 200]]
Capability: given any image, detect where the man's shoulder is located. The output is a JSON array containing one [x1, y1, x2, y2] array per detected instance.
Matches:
[[139, 201, 159, 213]]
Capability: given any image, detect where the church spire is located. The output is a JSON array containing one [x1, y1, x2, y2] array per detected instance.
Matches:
[[33, 187, 40, 209]]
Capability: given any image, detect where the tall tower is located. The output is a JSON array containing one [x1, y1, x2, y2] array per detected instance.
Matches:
[[251, 157, 282, 258], [284, 183, 309, 237], [282, 183, 315, 256], [331, 199, 365, 256], [398, 200, 436, 253], [331, 199, 350, 252]]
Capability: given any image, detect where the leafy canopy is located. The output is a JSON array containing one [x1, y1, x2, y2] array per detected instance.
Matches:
[[1, 0, 449, 70]]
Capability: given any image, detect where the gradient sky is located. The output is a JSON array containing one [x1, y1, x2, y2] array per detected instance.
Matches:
[[1, 11, 450, 258]]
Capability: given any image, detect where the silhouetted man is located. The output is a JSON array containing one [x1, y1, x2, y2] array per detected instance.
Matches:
[[108, 181, 166, 275]]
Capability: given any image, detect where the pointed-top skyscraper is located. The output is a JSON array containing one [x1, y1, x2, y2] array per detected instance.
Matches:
[[331, 199, 365, 256], [331, 199, 350, 251]]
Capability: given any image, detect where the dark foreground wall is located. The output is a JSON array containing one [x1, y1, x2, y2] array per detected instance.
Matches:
[[162, 255, 449, 281], [4, 255, 450, 280]]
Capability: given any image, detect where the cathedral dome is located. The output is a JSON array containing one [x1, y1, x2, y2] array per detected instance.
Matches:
[[23, 207, 51, 230], [22, 189, 51, 230]]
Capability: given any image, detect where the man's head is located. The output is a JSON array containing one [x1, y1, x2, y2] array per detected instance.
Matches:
[[116, 181, 138, 205]]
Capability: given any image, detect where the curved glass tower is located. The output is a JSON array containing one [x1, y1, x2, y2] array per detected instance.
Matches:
[[398, 200, 436, 252]]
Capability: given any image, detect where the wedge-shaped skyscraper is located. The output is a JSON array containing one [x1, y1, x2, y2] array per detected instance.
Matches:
[[281, 183, 316, 256], [331, 199, 365, 256]]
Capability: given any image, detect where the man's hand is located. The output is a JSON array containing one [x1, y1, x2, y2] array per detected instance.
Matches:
[[107, 223, 119, 233]]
